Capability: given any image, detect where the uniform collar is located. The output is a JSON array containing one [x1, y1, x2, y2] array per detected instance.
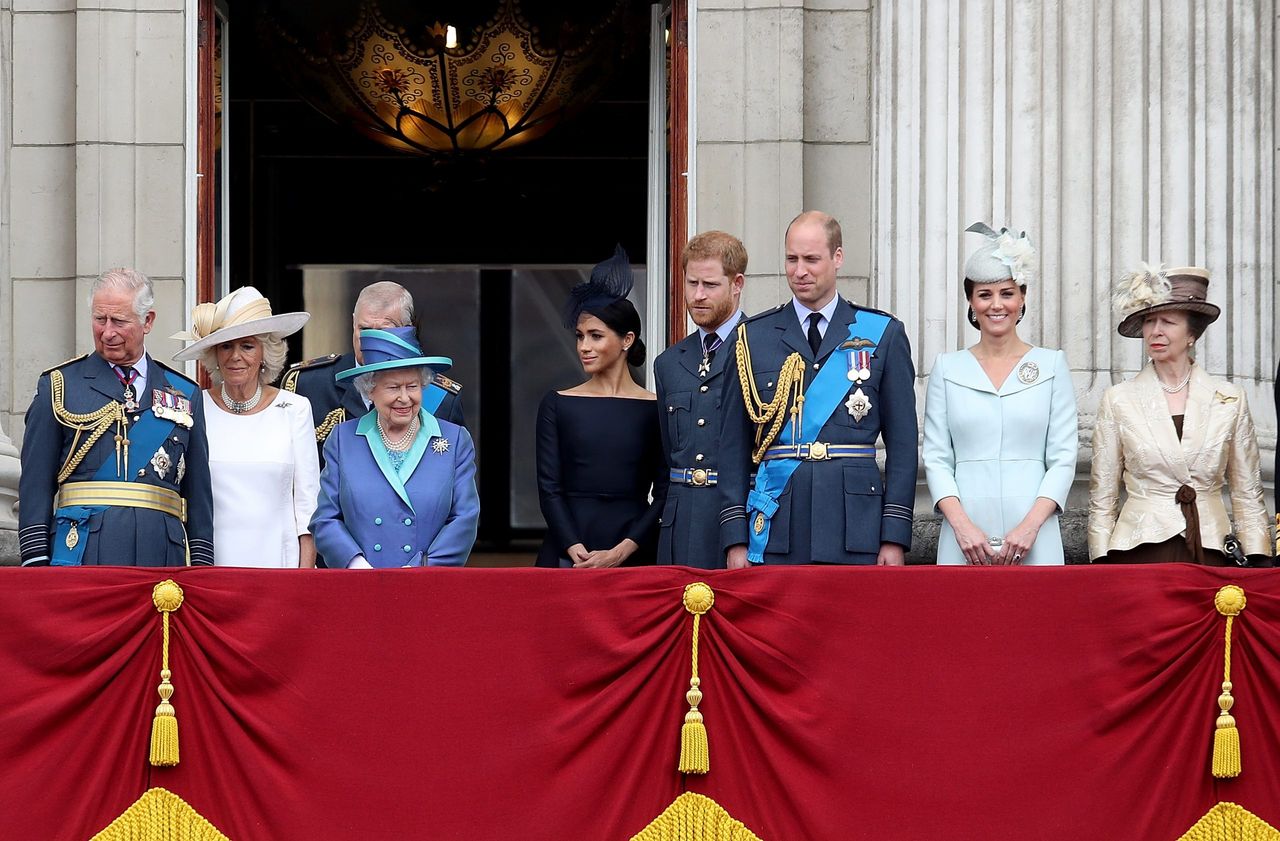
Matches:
[[792, 296, 839, 330], [697, 309, 745, 347]]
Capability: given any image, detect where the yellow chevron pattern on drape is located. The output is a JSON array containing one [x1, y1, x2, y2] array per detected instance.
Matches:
[[631, 793, 763, 841], [1176, 802, 1280, 841], [89, 788, 229, 841]]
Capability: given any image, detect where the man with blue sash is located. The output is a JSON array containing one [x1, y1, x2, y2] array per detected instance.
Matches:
[[282, 281, 464, 468], [654, 231, 748, 568], [17, 268, 214, 567], [719, 212, 917, 567]]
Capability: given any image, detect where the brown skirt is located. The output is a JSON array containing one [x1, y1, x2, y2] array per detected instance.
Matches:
[[1099, 536, 1231, 566]]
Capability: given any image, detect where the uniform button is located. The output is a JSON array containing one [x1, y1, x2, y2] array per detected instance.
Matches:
[[374, 517, 383, 525], [172, 436, 179, 442], [658, 518, 664, 525], [697, 418, 706, 426], [404, 518, 412, 526], [373, 544, 382, 552], [668, 405, 675, 413], [766, 381, 774, 388], [813, 363, 820, 371], [695, 453, 705, 462], [403, 544, 412, 553], [700, 385, 709, 393], [132, 415, 141, 422], [137, 469, 146, 477]]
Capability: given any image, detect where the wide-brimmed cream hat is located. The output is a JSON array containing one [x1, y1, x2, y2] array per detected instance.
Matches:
[[171, 286, 309, 362], [1113, 264, 1220, 338]]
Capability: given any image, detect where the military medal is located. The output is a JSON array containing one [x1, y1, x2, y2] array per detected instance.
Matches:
[[151, 445, 172, 480], [176, 453, 186, 484], [431, 438, 450, 455], [152, 389, 194, 428], [117, 367, 140, 411], [847, 349, 872, 383], [845, 388, 872, 422], [66, 523, 79, 549], [1017, 362, 1039, 384], [698, 354, 712, 378], [753, 512, 766, 535]]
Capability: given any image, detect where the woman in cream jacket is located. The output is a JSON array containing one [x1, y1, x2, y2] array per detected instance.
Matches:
[[1089, 265, 1272, 565]]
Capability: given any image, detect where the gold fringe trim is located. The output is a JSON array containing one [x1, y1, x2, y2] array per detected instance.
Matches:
[[1212, 586, 1245, 779], [1176, 802, 1280, 841], [679, 583, 714, 775], [90, 787, 230, 841], [630, 793, 763, 841], [149, 580, 185, 767], [315, 408, 345, 443]]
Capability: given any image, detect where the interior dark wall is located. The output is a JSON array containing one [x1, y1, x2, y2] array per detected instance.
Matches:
[[227, 0, 652, 318]]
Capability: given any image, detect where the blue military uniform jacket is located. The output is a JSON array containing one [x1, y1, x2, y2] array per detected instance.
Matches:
[[717, 300, 918, 564], [310, 409, 479, 568], [17, 352, 215, 566], [281, 351, 465, 465], [653, 316, 743, 568]]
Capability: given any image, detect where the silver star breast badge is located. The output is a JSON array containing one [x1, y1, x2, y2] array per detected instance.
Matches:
[[431, 438, 450, 455], [150, 445, 172, 480], [845, 388, 872, 422], [176, 453, 186, 484]]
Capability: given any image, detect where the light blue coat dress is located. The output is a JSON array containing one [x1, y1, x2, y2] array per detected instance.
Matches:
[[922, 347, 1078, 565], [311, 408, 479, 567]]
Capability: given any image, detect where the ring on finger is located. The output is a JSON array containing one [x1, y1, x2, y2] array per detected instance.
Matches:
[[1013, 553, 1022, 562]]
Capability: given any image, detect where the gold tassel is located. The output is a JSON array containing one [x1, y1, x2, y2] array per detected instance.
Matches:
[[679, 582, 714, 775], [1211, 585, 1245, 779], [149, 580, 185, 767]]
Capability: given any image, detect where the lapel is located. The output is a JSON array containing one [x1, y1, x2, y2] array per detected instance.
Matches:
[[147, 356, 169, 398], [356, 409, 442, 513], [817, 299, 855, 362], [87, 353, 125, 404], [1132, 365, 1190, 479], [943, 350, 999, 395], [677, 332, 707, 380], [995, 348, 1052, 397], [778, 303, 815, 360], [1180, 364, 1216, 474]]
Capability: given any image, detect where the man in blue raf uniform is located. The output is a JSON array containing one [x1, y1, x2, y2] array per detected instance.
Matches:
[[654, 231, 748, 567], [17, 268, 214, 566], [282, 281, 464, 464], [719, 211, 917, 568]]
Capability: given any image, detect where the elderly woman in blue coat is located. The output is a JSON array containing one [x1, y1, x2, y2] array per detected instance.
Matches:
[[922, 223, 1078, 565], [311, 327, 479, 567]]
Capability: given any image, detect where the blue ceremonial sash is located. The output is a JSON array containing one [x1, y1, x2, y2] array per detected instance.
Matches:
[[423, 382, 447, 416], [746, 310, 891, 563], [51, 378, 192, 566]]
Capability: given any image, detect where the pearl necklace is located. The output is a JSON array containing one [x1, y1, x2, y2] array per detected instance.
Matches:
[[221, 382, 263, 414], [1157, 366, 1193, 394], [378, 415, 419, 452]]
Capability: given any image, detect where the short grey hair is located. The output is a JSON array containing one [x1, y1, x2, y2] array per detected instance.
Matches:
[[89, 268, 155, 321], [353, 366, 432, 401], [354, 281, 414, 326], [199, 333, 289, 386]]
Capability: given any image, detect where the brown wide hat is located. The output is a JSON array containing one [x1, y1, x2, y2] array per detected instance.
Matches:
[[1116, 266, 1221, 338]]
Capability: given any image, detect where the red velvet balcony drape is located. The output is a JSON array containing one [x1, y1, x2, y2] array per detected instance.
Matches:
[[0, 565, 1276, 840]]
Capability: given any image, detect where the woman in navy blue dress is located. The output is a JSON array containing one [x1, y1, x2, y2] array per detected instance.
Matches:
[[535, 246, 668, 568]]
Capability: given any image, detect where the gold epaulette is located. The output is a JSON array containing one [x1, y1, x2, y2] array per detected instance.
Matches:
[[41, 353, 89, 377], [432, 373, 463, 395], [315, 408, 345, 443], [282, 354, 341, 393]]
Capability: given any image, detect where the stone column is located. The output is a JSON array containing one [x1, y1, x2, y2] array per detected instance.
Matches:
[[694, 0, 875, 313], [875, 0, 1277, 556]]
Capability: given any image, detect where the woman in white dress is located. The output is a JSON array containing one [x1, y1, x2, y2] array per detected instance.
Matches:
[[922, 223, 1078, 565], [172, 287, 319, 568]]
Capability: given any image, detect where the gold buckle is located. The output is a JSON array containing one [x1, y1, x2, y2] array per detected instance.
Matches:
[[691, 468, 709, 486], [807, 442, 829, 460]]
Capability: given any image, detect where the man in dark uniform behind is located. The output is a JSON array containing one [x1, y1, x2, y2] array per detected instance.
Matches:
[[718, 211, 917, 569], [282, 280, 465, 464], [18, 267, 214, 566], [654, 231, 747, 568]]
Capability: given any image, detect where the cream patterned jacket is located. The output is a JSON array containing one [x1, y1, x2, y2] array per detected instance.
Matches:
[[1089, 364, 1272, 559]]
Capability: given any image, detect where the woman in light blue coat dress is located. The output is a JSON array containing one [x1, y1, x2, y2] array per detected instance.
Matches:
[[923, 224, 1078, 565], [311, 327, 479, 568]]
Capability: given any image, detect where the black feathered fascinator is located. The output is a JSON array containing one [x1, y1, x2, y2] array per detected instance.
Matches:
[[563, 244, 635, 328]]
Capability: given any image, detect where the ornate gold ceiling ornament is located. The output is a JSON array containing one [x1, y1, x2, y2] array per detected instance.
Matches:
[[261, 0, 639, 156]]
